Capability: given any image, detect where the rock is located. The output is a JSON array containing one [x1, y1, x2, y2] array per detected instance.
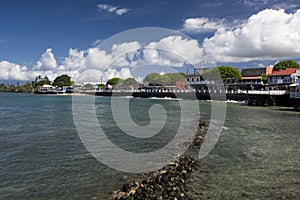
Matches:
[[111, 119, 209, 200]]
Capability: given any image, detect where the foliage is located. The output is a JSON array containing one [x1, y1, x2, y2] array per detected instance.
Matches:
[[123, 78, 138, 86], [52, 74, 71, 87], [144, 72, 185, 83], [84, 83, 94, 89], [33, 75, 51, 87], [261, 73, 268, 84], [273, 60, 300, 71], [202, 66, 242, 82], [0, 83, 12, 92], [106, 77, 124, 85], [16, 82, 32, 92], [144, 73, 163, 83], [97, 83, 105, 88], [0, 82, 33, 92], [166, 73, 186, 81]]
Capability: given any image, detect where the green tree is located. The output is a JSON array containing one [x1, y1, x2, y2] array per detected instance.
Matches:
[[84, 83, 94, 89], [13, 82, 32, 92], [106, 77, 124, 86], [160, 74, 171, 83], [144, 73, 172, 83], [97, 83, 105, 88], [167, 73, 186, 81], [0, 83, 7, 92], [202, 66, 242, 82], [53, 74, 71, 87], [123, 78, 137, 86], [144, 73, 161, 83], [43, 76, 51, 85], [8, 84, 16, 92], [33, 75, 52, 87], [262, 74, 268, 84], [273, 60, 300, 71]]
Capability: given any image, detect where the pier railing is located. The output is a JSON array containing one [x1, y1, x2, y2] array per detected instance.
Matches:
[[99, 89, 289, 96], [247, 90, 288, 95], [290, 92, 300, 98]]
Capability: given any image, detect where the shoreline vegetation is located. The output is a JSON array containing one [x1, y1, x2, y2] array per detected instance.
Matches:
[[111, 120, 209, 200]]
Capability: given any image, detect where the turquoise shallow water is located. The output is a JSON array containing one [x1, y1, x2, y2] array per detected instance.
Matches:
[[0, 93, 299, 199]]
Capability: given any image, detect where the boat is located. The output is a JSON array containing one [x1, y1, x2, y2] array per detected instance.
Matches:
[[34, 84, 73, 94]]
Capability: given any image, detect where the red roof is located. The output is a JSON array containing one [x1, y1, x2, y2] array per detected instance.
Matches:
[[269, 68, 300, 76]]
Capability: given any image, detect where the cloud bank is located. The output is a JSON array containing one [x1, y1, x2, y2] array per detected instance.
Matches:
[[0, 36, 203, 82]]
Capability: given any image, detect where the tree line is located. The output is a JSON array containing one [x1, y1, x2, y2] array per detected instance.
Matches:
[[0, 74, 73, 92]]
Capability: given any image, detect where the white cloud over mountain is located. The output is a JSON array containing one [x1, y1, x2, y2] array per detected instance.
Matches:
[[1, 9, 300, 82]]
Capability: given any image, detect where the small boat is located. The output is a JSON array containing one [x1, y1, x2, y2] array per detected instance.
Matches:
[[34, 85, 73, 94]]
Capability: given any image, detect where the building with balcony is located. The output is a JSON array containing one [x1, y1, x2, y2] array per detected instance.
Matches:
[[240, 67, 273, 85], [185, 68, 222, 93], [289, 70, 300, 99], [268, 68, 300, 85]]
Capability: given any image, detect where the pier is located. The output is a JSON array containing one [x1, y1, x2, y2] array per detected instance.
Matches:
[[92, 89, 299, 107]]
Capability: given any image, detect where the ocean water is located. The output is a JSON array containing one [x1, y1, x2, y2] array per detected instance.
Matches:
[[186, 104, 300, 199], [0, 93, 299, 199]]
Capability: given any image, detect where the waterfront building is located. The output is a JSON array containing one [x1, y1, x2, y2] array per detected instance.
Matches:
[[240, 67, 273, 85], [185, 68, 222, 93], [289, 70, 300, 99], [268, 68, 300, 85], [186, 68, 206, 92], [184, 66, 300, 94]]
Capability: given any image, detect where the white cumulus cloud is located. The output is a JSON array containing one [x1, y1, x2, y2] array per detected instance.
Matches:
[[101, 68, 133, 82], [33, 48, 57, 70], [0, 61, 32, 80], [145, 36, 204, 66], [202, 9, 300, 62], [61, 48, 86, 71], [85, 48, 112, 69], [1, 32, 210, 82]]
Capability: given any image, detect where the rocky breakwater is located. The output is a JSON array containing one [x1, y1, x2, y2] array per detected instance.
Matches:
[[111, 120, 209, 200]]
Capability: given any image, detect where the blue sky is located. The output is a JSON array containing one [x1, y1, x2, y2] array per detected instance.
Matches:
[[1, 0, 300, 82]]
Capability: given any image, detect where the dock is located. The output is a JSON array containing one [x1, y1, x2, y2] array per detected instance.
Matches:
[[89, 89, 300, 107]]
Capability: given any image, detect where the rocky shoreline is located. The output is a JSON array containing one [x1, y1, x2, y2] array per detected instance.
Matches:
[[111, 120, 209, 200]]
